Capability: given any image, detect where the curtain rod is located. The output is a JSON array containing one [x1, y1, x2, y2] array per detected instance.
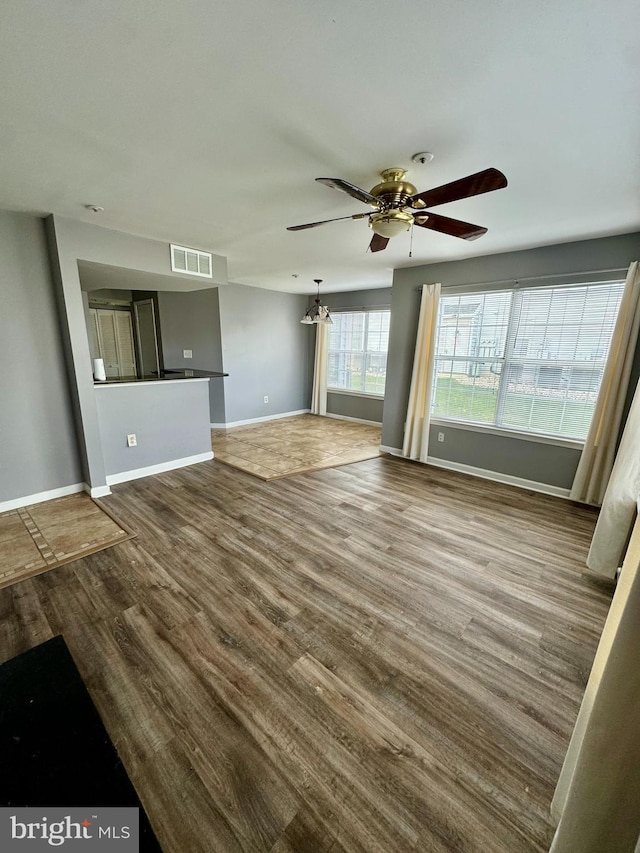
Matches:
[[415, 266, 628, 292]]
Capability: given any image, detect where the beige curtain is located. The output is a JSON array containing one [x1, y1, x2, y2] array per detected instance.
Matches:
[[570, 261, 640, 505], [311, 322, 328, 416], [550, 514, 640, 852], [585, 377, 640, 576], [403, 283, 441, 462]]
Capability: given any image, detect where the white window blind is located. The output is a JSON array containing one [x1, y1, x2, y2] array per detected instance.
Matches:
[[328, 310, 390, 395], [432, 281, 625, 440]]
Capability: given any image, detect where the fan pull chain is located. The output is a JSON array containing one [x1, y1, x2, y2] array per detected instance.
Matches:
[[409, 221, 415, 258]]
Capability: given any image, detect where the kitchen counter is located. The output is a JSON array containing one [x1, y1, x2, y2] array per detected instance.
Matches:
[[94, 367, 228, 385]]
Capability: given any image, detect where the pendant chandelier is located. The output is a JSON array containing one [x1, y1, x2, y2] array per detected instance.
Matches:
[[300, 279, 333, 325]]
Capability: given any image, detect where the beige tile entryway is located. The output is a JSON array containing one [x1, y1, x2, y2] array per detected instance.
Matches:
[[211, 414, 382, 480]]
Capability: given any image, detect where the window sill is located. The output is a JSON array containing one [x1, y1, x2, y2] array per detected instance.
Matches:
[[430, 418, 585, 450], [327, 388, 385, 400]]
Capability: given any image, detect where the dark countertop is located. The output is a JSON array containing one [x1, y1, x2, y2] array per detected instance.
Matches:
[[94, 368, 228, 385]]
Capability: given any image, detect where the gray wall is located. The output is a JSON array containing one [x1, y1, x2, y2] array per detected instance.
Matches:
[[218, 283, 311, 424], [383, 232, 640, 489], [428, 424, 582, 489], [320, 287, 392, 424], [326, 392, 384, 423], [65, 219, 228, 289], [0, 212, 83, 503], [157, 289, 225, 423], [94, 380, 212, 477], [45, 216, 227, 490], [322, 287, 392, 311], [86, 288, 133, 303]]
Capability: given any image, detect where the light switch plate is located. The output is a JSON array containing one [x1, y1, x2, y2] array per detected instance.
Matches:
[[183, 349, 193, 359]]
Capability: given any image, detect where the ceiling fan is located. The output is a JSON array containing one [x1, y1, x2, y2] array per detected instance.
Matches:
[[287, 166, 508, 252]]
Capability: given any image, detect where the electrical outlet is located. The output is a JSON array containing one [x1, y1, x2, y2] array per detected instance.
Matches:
[[183, 349, 193, 359], [127, 433, 137, 447], [437, 432, 445, 443], [264, 395, 269, 404]]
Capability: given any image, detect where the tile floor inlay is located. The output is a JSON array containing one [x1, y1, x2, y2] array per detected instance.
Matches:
[[211, 414, 382, 480], [0, 493, 134, 589]]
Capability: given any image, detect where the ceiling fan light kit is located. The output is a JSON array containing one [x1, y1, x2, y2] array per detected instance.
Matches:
[[301, 279, 333, 325], [370, 209, 415, 238], [287, 166, 507, 253]]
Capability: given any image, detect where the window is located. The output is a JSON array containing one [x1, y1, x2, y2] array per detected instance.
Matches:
[[328, 310, 390, 395], [433, 281, 625, 440]]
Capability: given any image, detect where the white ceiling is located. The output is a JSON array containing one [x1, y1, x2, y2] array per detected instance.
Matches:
[[1, 0, 639, 294]]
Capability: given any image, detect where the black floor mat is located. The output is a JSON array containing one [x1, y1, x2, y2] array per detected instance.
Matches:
[[0, 636, 162, 851]]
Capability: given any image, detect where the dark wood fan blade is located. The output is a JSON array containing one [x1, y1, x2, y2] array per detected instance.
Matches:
[[408, 168, 507, 208], [316, 177, 378, 205], [368, 233, 390, 253], [287, 213, 369, 231], [413, 211, 487, 241]]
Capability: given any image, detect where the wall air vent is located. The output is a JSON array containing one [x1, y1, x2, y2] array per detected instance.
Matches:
[[170, 244, 213, 279]]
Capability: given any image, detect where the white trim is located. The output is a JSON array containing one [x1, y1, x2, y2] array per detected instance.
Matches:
[[326, 388, 385, 401], [105, 451, 214, 485], [325, 413, 382, 427], [426, 456, 570, 498], [379, 448, 571, 498], [0, 482, 85, 513], [85, 483, 112, 498], [380, 445, 403, 456], [430, 418, 584, 450], [95, 377, 210, 389], [210, 409, 310, 429]]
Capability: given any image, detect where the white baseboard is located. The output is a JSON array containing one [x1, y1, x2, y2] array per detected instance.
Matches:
[[0, 482, 86, 513], [106, 451, 214, 486], [211, 409, 311, 429], [380, 445, 403, 456], [85, 484, 112, 499], [379, 448, 571, 499], [425, 456, 571, 498], [325, 413, 382, 427]]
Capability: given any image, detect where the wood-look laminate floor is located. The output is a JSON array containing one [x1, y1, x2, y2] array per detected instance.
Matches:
[[211, 414, 382, 480], [0, 457, 613, 852], [0, 493, 132, 590]]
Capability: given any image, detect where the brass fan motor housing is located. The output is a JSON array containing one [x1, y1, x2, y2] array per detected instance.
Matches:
[[369, 168, 418, 209]]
